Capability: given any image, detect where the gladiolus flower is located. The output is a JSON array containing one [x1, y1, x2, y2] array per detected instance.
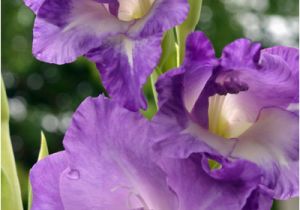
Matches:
[[153, 32, 299, 209], [24, 0, 189, 111], [30, 96, 180, 210]]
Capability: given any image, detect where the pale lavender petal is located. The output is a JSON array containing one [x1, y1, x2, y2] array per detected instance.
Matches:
[[130, 0, 189, 37], [260, 46, 299, 102], [95, 0, 119, 3], [86, 34, 162, 111], [220, 38, 261, 69], [24, 0, 46, 14], [30, 152, 67, 210], [262, 46, 299, 74], [184, 122, 237, 156], [33, 0, 127, 64], [60, 96, 178, 210], [231, 107, 299, 199]]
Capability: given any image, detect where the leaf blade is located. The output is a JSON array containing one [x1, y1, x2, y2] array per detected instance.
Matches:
[[1, 77, 24, 210]]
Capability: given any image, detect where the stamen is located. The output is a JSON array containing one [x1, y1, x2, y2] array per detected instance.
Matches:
[[213, 70, 249, 95]]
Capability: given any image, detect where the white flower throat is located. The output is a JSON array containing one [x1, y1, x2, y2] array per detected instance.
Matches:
[[118, 0, 155, 21], [208, 94, 252, 139]]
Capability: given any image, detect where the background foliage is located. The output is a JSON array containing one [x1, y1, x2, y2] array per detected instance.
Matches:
[[1, 0, 299, 209]]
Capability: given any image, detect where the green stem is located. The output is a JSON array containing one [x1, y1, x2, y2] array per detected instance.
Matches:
[[176, 0, 203, 63], [175, 43, 180, 68]]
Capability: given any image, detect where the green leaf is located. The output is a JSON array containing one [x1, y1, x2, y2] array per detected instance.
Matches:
[[158, 29, 180, 72], [37, 132, 49, 160], [141, 69, 160, 119], [176, 0, 203, 63], [1, 77, 24, 210], [27, 132, 49, 210]]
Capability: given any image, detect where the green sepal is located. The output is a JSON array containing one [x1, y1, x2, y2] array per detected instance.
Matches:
[[27, 132, 49, 210], [176, 0, 203, 63], [1, 77, 24, 210]]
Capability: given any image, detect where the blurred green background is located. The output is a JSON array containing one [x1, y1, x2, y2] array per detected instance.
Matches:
[[1, 0, 299, 209]]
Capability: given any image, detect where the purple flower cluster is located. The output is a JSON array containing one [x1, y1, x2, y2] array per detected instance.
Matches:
[[26, 1, 299, 210]]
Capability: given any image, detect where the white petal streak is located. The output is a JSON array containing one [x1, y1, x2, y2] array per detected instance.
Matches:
[[123, 38, 135, 69], [184, 122, 236, 156]]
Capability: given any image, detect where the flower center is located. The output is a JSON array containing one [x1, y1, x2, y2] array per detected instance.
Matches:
[[118, 0, 155, 21], [207, 70, 253, 138]]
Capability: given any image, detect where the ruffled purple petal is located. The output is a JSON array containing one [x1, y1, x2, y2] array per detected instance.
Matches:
[[242, 186, 273, 210], [231, 107, 299, 199], [154, 136, 263, 210], [33, 0, 127, 64], [152, 67, 188, 140], [260, 46, 299, 103], [60, 95, 178, 209], [130, 0, 189, 37], [86, 34, 162, 111], [183, 32, 217, 113], [220, 38, 261, 69], [30, 152, 67, 210], [262, 46, 299, 74]]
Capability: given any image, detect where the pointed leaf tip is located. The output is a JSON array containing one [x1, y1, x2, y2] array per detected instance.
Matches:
[[28, 131, 49, 210], [38, 131, 49, 160]]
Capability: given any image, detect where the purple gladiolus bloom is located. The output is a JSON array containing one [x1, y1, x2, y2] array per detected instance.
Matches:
[[30, 96, 180, 210], [24, 0, 189, 111], [153, 32, 299, 209]]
